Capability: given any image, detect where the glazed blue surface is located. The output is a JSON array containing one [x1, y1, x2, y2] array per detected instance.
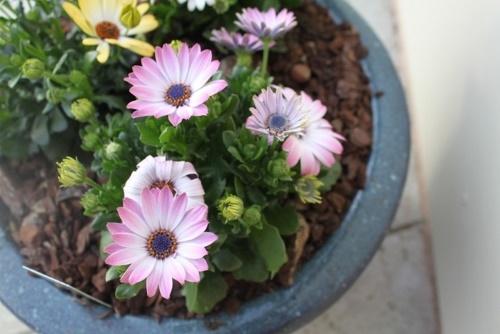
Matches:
[[0, 1, 410, 333]]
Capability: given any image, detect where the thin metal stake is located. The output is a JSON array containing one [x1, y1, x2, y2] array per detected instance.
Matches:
[[22, 266, 112, 309]]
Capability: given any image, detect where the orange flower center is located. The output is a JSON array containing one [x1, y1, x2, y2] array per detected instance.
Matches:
[[95, 21, 120, 39]]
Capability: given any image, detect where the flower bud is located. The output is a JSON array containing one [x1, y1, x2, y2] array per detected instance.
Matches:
[[218, 195, 244, 222], [120, 4, 141, 29], [267, 158, 290, 179], [170, 40, 183, 53], [10, 55, 23, 67], [295, 176, 324, 204], [248, 75, 268, 93], [71, 98, 95, 123], [82, 132, 100, 151], [22, 58, 45, 80], [236, 52, 252, 67], [81, 191, 100, 216], [213, 0, 232, 14], [104, 141, 122, 160], [57, 157, 88, 188], [242, 205, 262, 227]]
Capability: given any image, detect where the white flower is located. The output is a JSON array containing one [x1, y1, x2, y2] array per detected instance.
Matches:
[[177, 0, 215, 11], [123, 156, 205, 209]]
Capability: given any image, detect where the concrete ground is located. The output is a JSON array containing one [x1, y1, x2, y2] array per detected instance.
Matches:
[[0, 1, 439, 333]]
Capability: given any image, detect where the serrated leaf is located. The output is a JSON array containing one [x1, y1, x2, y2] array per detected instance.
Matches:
[[115, 281, 145, 300], [212, 249, 242, 272], [106, 265, 127, 282], [250, 223, 287, 277], [136, 119, 160, 147], [182, 272, 228, 314], [265, 205, 300, 236]]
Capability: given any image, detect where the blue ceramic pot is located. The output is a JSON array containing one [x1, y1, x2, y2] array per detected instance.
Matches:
[[0, 0, 410, 333]]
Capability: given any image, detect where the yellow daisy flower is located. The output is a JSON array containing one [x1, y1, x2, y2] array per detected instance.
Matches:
[[62, 0, 159, 63]]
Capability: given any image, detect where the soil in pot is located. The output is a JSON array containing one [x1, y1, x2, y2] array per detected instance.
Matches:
[[1, 0, 373, 322]]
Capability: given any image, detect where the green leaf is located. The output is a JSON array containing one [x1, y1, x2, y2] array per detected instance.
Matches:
[[91, 212, 118, 231], [136, 119, 160, 147], [212, 249, 242, 272], [222, 94, 240, 115], [222, 130, 236, 148], [250, 223, 287, 277], [227, 146, 244, 162], [31, 114, 49, 146], [99, 231, 112, 259], [49, 109, 68, 132], [182, 272, 228, 314], [319, 163, 342, 191], [234, 177, 245, 199], [106, 265, 127, 282], [265, 205, 300, 236], [115, 281, 145, 300], [233, 247, 269, 282]]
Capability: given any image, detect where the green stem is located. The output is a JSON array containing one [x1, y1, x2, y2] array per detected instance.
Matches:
[[85, 177, 100, 188], [260, 39, 271, 76]]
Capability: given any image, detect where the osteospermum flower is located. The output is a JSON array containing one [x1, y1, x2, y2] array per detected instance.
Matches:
[[210, 28, 264, 53], [235, 7, 297, 39], [105, 188, 217, 299], [177, 0, 214, 11], [246, 87, 308, 143], [125, 43, 228, 126], [283, 92, 344, 176], [123, 156, 205, 209], [62, 0, 158, 63]]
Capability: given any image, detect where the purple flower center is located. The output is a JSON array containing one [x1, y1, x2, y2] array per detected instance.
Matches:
[[268, 114, 287, 130], [165, 84, 191, 107], [147, 229, 177, 259]]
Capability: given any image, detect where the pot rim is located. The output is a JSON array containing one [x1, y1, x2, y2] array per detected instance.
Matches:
[[0, 1, 410, 333]]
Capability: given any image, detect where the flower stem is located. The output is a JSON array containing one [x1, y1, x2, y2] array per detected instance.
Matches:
[[260, 39, 271, 76], [85, 177, 99, 188]]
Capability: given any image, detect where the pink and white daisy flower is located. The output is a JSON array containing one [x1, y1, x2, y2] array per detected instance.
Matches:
[[235, 8, 297, 40], [125, 43, 228, 127], [245, 87, 308, 143], [123, 156, 205, 209], [283, 92, 344, 176], [210, 28, 264, 53], [105, 188, 217, 299]]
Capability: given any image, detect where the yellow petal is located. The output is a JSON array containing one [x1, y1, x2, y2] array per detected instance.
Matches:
[[78, 0, 100, 26], [101, 0, 121, 21], [113, 37, 154, 57], [128, 15, 159, 35], [96, 42, 110, 63], [62, 2, 95, 36], [82, 37, 100, 46], [137, 3, 150, 15]]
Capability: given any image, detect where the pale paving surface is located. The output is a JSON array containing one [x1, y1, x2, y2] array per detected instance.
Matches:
[[0, 0, 438, 333]]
